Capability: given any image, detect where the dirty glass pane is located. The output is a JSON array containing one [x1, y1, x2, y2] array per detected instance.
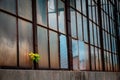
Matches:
[[19, 19, 33, 68], [97, 27, 100, 47], [48, 0, 57, 30], [79, 41, 89, 70], [92, 3, 96, 22], [88, 0, 92, 19], [0, 12, 17, 66], [89, 21, 93, 44], [77, 13, 83, 41], [0, 0, 16, 14], [99, 49, 102, 70], [49, 31, 59, 68], [91, 46, 95, 70], [70, 8, 77, 38], [93, 24, 97, 46], [58, 0, 66, 34], [37, 0, 47, 26], [72, 39, 79, 70], [109, 53, 112, 71], [76, 0, 81, 12], [37, 26, 49, 68], [60, 35, 68, 68], [82, 0, 86, 15], [18, 0, 32, 20], [107, 52, 110, 71], [95, 48, 99, 70], [104, 51, 107, 70], [70, 0, 75, 8], [83, 16, 88, 42]]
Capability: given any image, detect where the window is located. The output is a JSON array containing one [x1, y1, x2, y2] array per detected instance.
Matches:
[[0, 0, 119, 71]]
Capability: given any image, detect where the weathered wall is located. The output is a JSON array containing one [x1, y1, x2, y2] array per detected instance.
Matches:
[[0, 69, 120, 80]]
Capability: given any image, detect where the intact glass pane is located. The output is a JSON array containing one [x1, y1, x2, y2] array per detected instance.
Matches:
[[85, 44, 89, 70], [104, 14, 107, 30], [97, 27, 100, 47], [93, 24, 97, 46], [103, 31, 106, 49], [48, 0, 57, 30], [92, 4, 95, 22], [18, 0, 32, 20], [94, 5, 97, 23], [89, 21, 93, 44], [108, 35, 111, 52], [77, 13, 83, 41], [105, 32, 108, 50], [58, 0, 66, 34], [0, 0, 16, 14], [83, 16, 88, 42], [107, 52, 110, 71], [102, 11, 105, 29], [49, 31, 59, 68], [109, 53, 112, 71], [70, 0, 75, 8], [91, 46, 95, 70], [76, 0, 81, 12], [72, 39, 79, 70], [19, 19, 33, 68], [60, 35, 68, 68], [95, 48, 99, 70], [99, 49, 102, 70], [104, 51, 107, 70], [96, 6, 98, 24], [70, 8, 77, 38], [113, 54, 116, 71], [82, 0, 86, 15], [37, 26, 49, 68], [88, 0, 92, 19], [0, 12, 17, 66], [115, 55, 117, 71], [79, 41, 89, 70], [37, 0, 47, 26]]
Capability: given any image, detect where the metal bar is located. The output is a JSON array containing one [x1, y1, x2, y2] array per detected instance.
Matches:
[[16, 0, 19, 67], [65, 0, 73, 70], [56, 0, 61, 69], [46, 0, 51, 68], [114, 0, 120, 71], [86, 0, 91, 70], [97, 0, 105, 71], [32, 0, 38, 69]]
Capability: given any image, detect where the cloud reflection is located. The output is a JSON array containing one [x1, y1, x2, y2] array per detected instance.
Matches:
[[0, 12, 16, 66]]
